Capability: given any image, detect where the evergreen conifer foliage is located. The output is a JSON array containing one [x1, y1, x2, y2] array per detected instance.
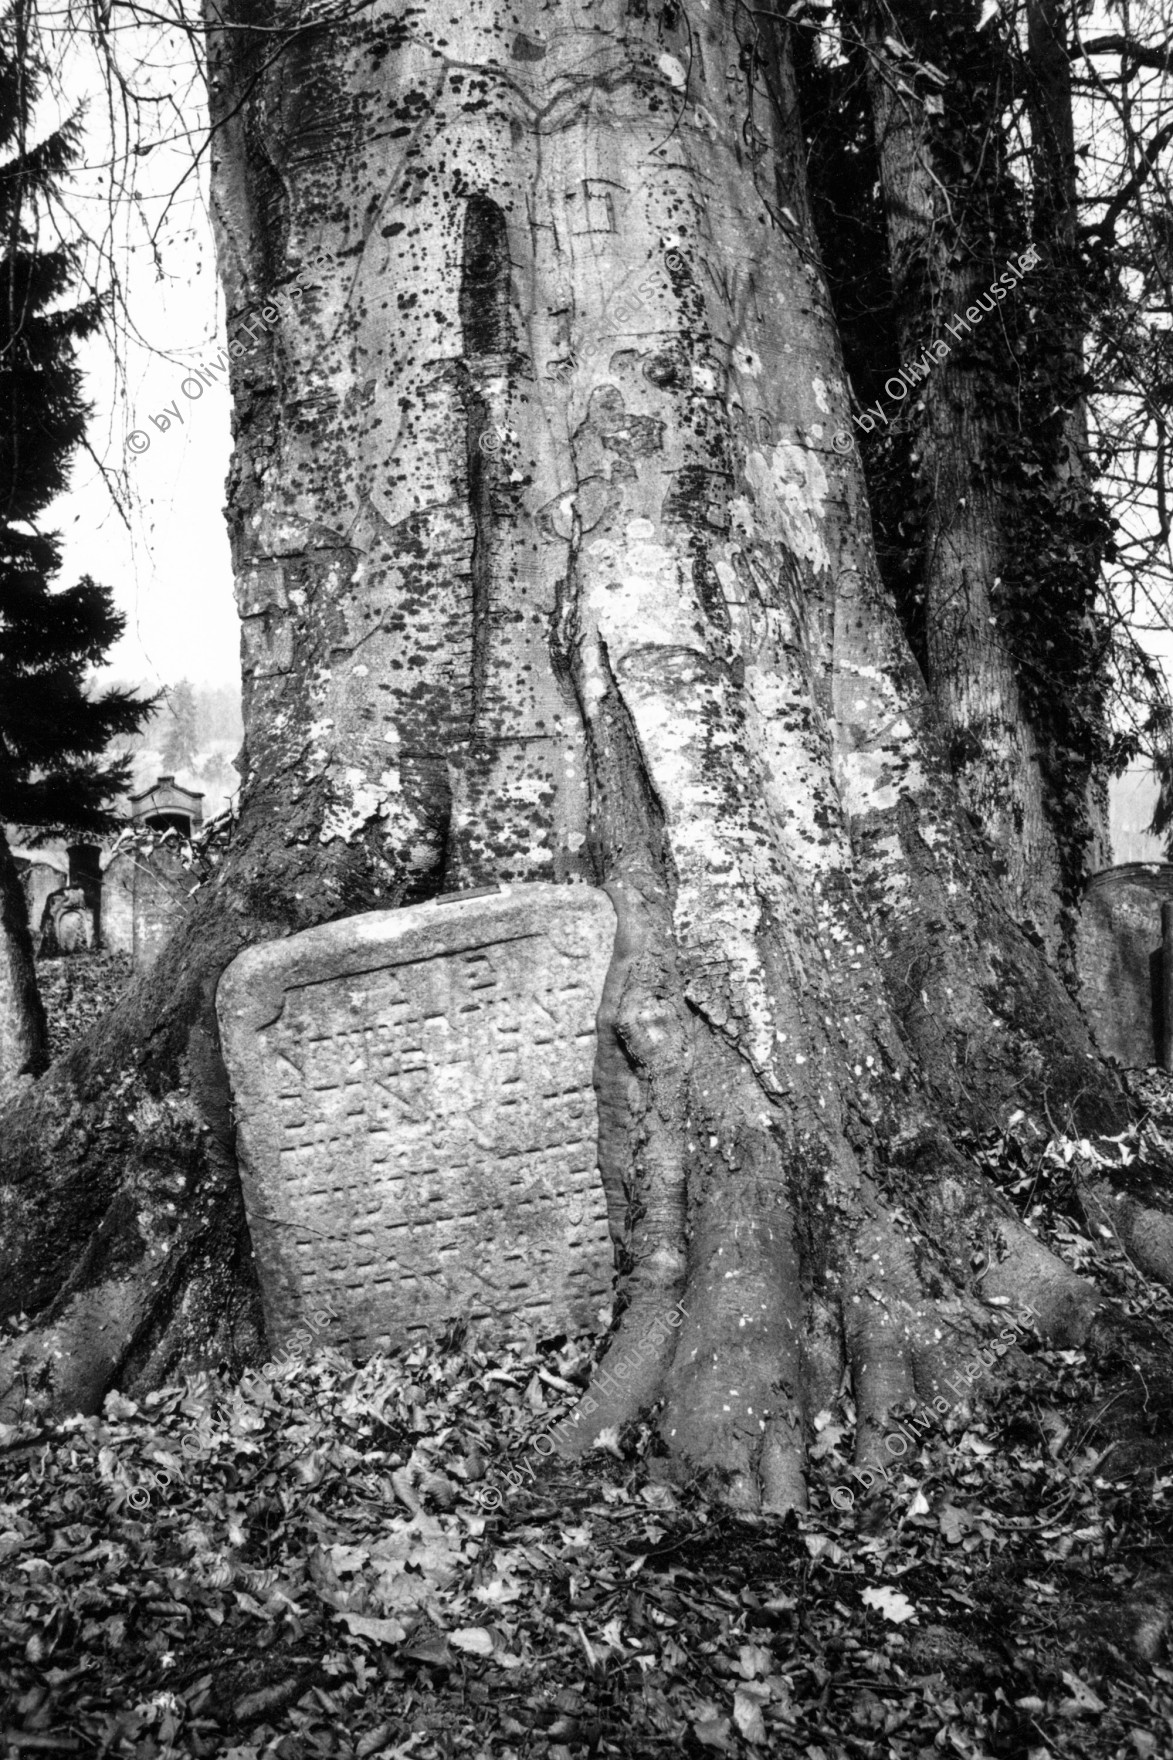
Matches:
[[0, 0, 151, 839]]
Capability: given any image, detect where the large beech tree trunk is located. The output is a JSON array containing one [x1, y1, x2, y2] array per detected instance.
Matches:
[[1025, 0, 1113, 867], [861, 3, 1072, 956], [1027, 0, 1089, 470], [860, 0, 1111, 960], [0, 0, 1166, 1512]]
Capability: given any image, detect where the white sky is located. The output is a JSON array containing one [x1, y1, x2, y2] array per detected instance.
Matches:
[[43, 13, 237, 690]]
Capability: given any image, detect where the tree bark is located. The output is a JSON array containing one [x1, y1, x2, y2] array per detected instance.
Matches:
[[0, 0, 1163, 1514], [860, 2, 1072, 956], [1025, 0, 1112, 873], [0, 827, 47, 1099]]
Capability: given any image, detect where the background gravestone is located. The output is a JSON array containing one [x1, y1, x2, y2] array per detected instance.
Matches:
[[100, 839, 194, 969], [1075, 863, 1173, 1066], [217, 884, 618, 1358], [132, 842, 193, 970], [66, 843, 103, 943], [39, 887, 94, 957], [100, 849, 136, 958], [15, 856, 67, 950]]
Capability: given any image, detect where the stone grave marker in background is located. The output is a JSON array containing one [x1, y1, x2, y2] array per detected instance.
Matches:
[[102, 838, 196, 970], [100, 849, 136, 958], [18, 859, 65, 952], [216, 883, 618, 1358], [41, 888, 94, 956], [1075, 862, 1173, 1067], [130, 842, 194, 970]]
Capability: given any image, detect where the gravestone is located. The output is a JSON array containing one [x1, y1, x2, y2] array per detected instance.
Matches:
[[1076, 863, 1173, 1066], [0, 844, 44, 1100], [100, 840, 192, 969], [55, 900, 92, 955], [216, 884, 618, 1358], [66, 843, 103, 943], [132, 842, 193, 970], [40, 887, 94, 956], [17, 860, 65, 951], [100, 849, 136, 958]]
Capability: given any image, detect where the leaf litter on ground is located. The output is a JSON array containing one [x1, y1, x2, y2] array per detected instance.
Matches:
[[2, 1297, 1172, 1760], [3, 976, 1173, 1757]]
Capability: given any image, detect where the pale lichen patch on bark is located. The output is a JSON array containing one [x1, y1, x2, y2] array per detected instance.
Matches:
[[749, 440, 832, 568], [318, 769, 398, 845]]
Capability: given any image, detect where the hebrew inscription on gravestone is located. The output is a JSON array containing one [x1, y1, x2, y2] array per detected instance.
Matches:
[[216, 884, 618, 1357]]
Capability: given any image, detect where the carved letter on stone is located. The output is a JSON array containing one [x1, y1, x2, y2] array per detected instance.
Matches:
[[216, 884, 618, 1357]]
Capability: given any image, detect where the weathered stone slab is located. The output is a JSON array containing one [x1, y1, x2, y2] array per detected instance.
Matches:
[[101, 839, 194, 969], [100, 850, 136, 958], [41, 887, 94, 956], [130, 843, 193, 971], [16, 858, 66, 949], [1076, 863, 1173, 1067], [216, 884, 618, 1358]]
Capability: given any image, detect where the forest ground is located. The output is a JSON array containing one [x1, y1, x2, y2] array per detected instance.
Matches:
[[2, 955, 1172, 1760]]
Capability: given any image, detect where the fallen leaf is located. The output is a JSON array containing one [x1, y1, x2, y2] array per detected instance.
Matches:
[[292, 1448, 328, 1487], [938, 1504, 969, 1545], [390, 1467, 421, 1513], [401, 1630, 454, 1667], [356, 1727, 393, 1758], [736, 1643, 773, 1680], [233, 1680, 303, 1722], [1060, 1672, 1106, 1715], [338, 1613, 407, 1644], [328, 1543, 370, 1575], [693, 1714, 737, 1752], [449, 1627, 495, 1655], [732, 1686, 769, 1743], [589, 1425, 624, 1460], [861, 1585, 917, 1624]]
